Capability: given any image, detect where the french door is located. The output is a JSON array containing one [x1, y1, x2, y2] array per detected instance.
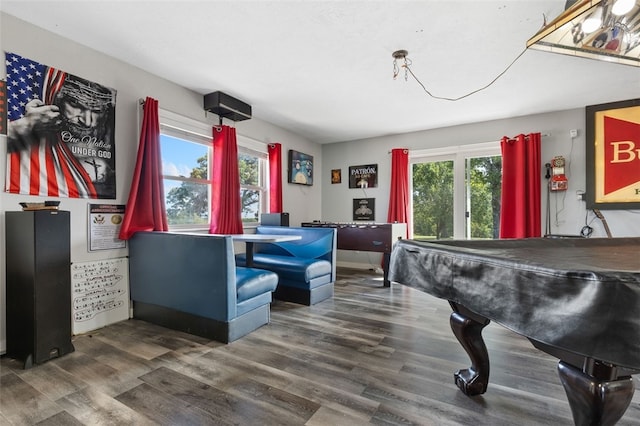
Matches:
[[411, 143, 501, 240]]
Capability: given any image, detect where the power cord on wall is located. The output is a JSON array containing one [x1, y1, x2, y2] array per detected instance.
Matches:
[[580, 208, 594, 237], [593, 209, 613, 238], [580, 224, 593, 238], [581, 209, 613, 238]]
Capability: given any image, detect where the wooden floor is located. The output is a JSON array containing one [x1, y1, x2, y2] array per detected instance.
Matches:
[[1, 268, 639, 426]]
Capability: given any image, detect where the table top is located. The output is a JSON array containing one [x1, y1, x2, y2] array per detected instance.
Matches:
[[302, 222, 405, 228], [230, 234, 302, 243], [389, 237, 640, 369]]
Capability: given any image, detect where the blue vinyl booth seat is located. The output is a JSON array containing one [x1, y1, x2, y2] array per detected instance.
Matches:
[[235, 226, 337, 305], [129, 231, 279, 343]]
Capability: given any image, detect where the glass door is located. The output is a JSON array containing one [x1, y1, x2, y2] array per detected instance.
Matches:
[[465, 155, 502, 239], [411, 143, 501, 240], [412, 159, 454, 240]]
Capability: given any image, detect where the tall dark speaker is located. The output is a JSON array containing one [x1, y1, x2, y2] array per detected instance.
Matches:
[[6, 210, 74, 369], [261, 213, 289, 226]]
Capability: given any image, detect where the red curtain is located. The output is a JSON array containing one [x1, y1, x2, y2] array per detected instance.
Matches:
[[268, 143, 283, 213], [499, 133, 541, 238], [387, 148, 410, 238], [119, 97, 168, 240], [209, 125, 243, 234]]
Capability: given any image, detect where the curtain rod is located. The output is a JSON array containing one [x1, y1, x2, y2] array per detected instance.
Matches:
[[388, 133, 551, 153]]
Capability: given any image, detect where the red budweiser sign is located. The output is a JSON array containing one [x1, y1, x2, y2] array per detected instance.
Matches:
[[589, 99, 640, 209], [603, 115, 640, 195]]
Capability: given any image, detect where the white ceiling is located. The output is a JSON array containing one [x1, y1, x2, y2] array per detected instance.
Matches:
[[2, 1, 639, 144]]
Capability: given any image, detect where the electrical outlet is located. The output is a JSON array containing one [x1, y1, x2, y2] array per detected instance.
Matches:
[[570, 129, 578, 138]]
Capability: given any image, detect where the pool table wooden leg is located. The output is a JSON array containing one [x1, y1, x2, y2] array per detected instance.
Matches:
[[558, 360, 635, 426], [449, 302, 491, 396]]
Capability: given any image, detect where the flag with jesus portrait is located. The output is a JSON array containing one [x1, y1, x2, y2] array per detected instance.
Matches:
[[5, 52, 117, 199]]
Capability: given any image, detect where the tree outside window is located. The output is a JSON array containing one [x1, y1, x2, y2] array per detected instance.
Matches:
[[160, 133, 267, 228], [412, 151, 501, 241]]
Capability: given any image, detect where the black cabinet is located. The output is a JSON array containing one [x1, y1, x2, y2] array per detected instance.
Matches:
[[5, 210, 74, 369]]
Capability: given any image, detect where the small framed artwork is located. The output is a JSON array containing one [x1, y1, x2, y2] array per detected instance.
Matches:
[[353, 198, 375, 221], [288, 150, 313, 186], [585, 98, 640, 209], [349, 164, 378, 188], [331, 169, 341, 184]]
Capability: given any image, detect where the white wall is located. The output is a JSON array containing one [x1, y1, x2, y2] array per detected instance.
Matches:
[[0, 13, 322, 352], [323, 108, 640, 269]]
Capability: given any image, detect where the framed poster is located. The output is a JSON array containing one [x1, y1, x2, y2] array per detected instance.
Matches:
[[353, 198, 375, 221], [349, 164, 378, 188], [88, 204, 126, 251], [331, 168, 341, 184], [5, 52, 117, 199], [288, 150, 313, 185], [585, 98, 640, 209]]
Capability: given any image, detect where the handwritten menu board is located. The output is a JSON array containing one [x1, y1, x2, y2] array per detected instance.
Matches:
[[71, 257, 129, 334]]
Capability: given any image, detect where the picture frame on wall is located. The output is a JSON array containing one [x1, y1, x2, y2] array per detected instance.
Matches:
[[353, 198, 375, 221], [331, 169, 341, 184], [349, 164, 378, 188], [585, 98, 640, 209], [288, 150, 313, 186]]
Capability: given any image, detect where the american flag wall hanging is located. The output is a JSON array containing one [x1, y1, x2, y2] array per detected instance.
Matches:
[[5, 52, 117, 199]]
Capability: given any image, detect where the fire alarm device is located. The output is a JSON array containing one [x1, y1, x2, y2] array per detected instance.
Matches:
[[550, 156, 568, 191]]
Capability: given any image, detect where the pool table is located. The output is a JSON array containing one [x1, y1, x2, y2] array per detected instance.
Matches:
[[388, 237, 640, 426]]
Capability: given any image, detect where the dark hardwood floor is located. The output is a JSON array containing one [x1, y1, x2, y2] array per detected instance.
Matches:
[[1, 268, 639, 425]]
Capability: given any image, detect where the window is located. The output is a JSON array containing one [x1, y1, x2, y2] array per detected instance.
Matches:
[[411, 142, 501, 240], [158, 109, 268, 229], [161, 132, 210, 227], [238, 147, 268, 225]]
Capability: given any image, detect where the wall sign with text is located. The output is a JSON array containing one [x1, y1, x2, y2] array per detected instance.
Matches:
[[586, 98, 640, 209], [349, 164, 378, 188], [88, 204, 126, 251], [353, 198, 375, 221], [5, 52, 117, 199]]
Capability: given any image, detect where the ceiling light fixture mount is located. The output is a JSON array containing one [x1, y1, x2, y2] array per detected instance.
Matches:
[[392, 49, 408, 59], [392, 49, 411, 80]]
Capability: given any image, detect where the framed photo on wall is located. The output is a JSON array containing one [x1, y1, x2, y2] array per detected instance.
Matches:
[[353, 198, 375, 221], [288, 150, 313, 186], [585, 98, 640, 209], [331, 169, 341, 184]]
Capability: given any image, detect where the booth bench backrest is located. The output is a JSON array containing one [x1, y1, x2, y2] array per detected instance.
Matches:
[[254, 226, 337, 282], [129, 231, 238, 321]]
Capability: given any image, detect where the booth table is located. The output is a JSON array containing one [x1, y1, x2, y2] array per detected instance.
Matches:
[[231, 234, 301, 267], [388, 237, 640, 426]]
